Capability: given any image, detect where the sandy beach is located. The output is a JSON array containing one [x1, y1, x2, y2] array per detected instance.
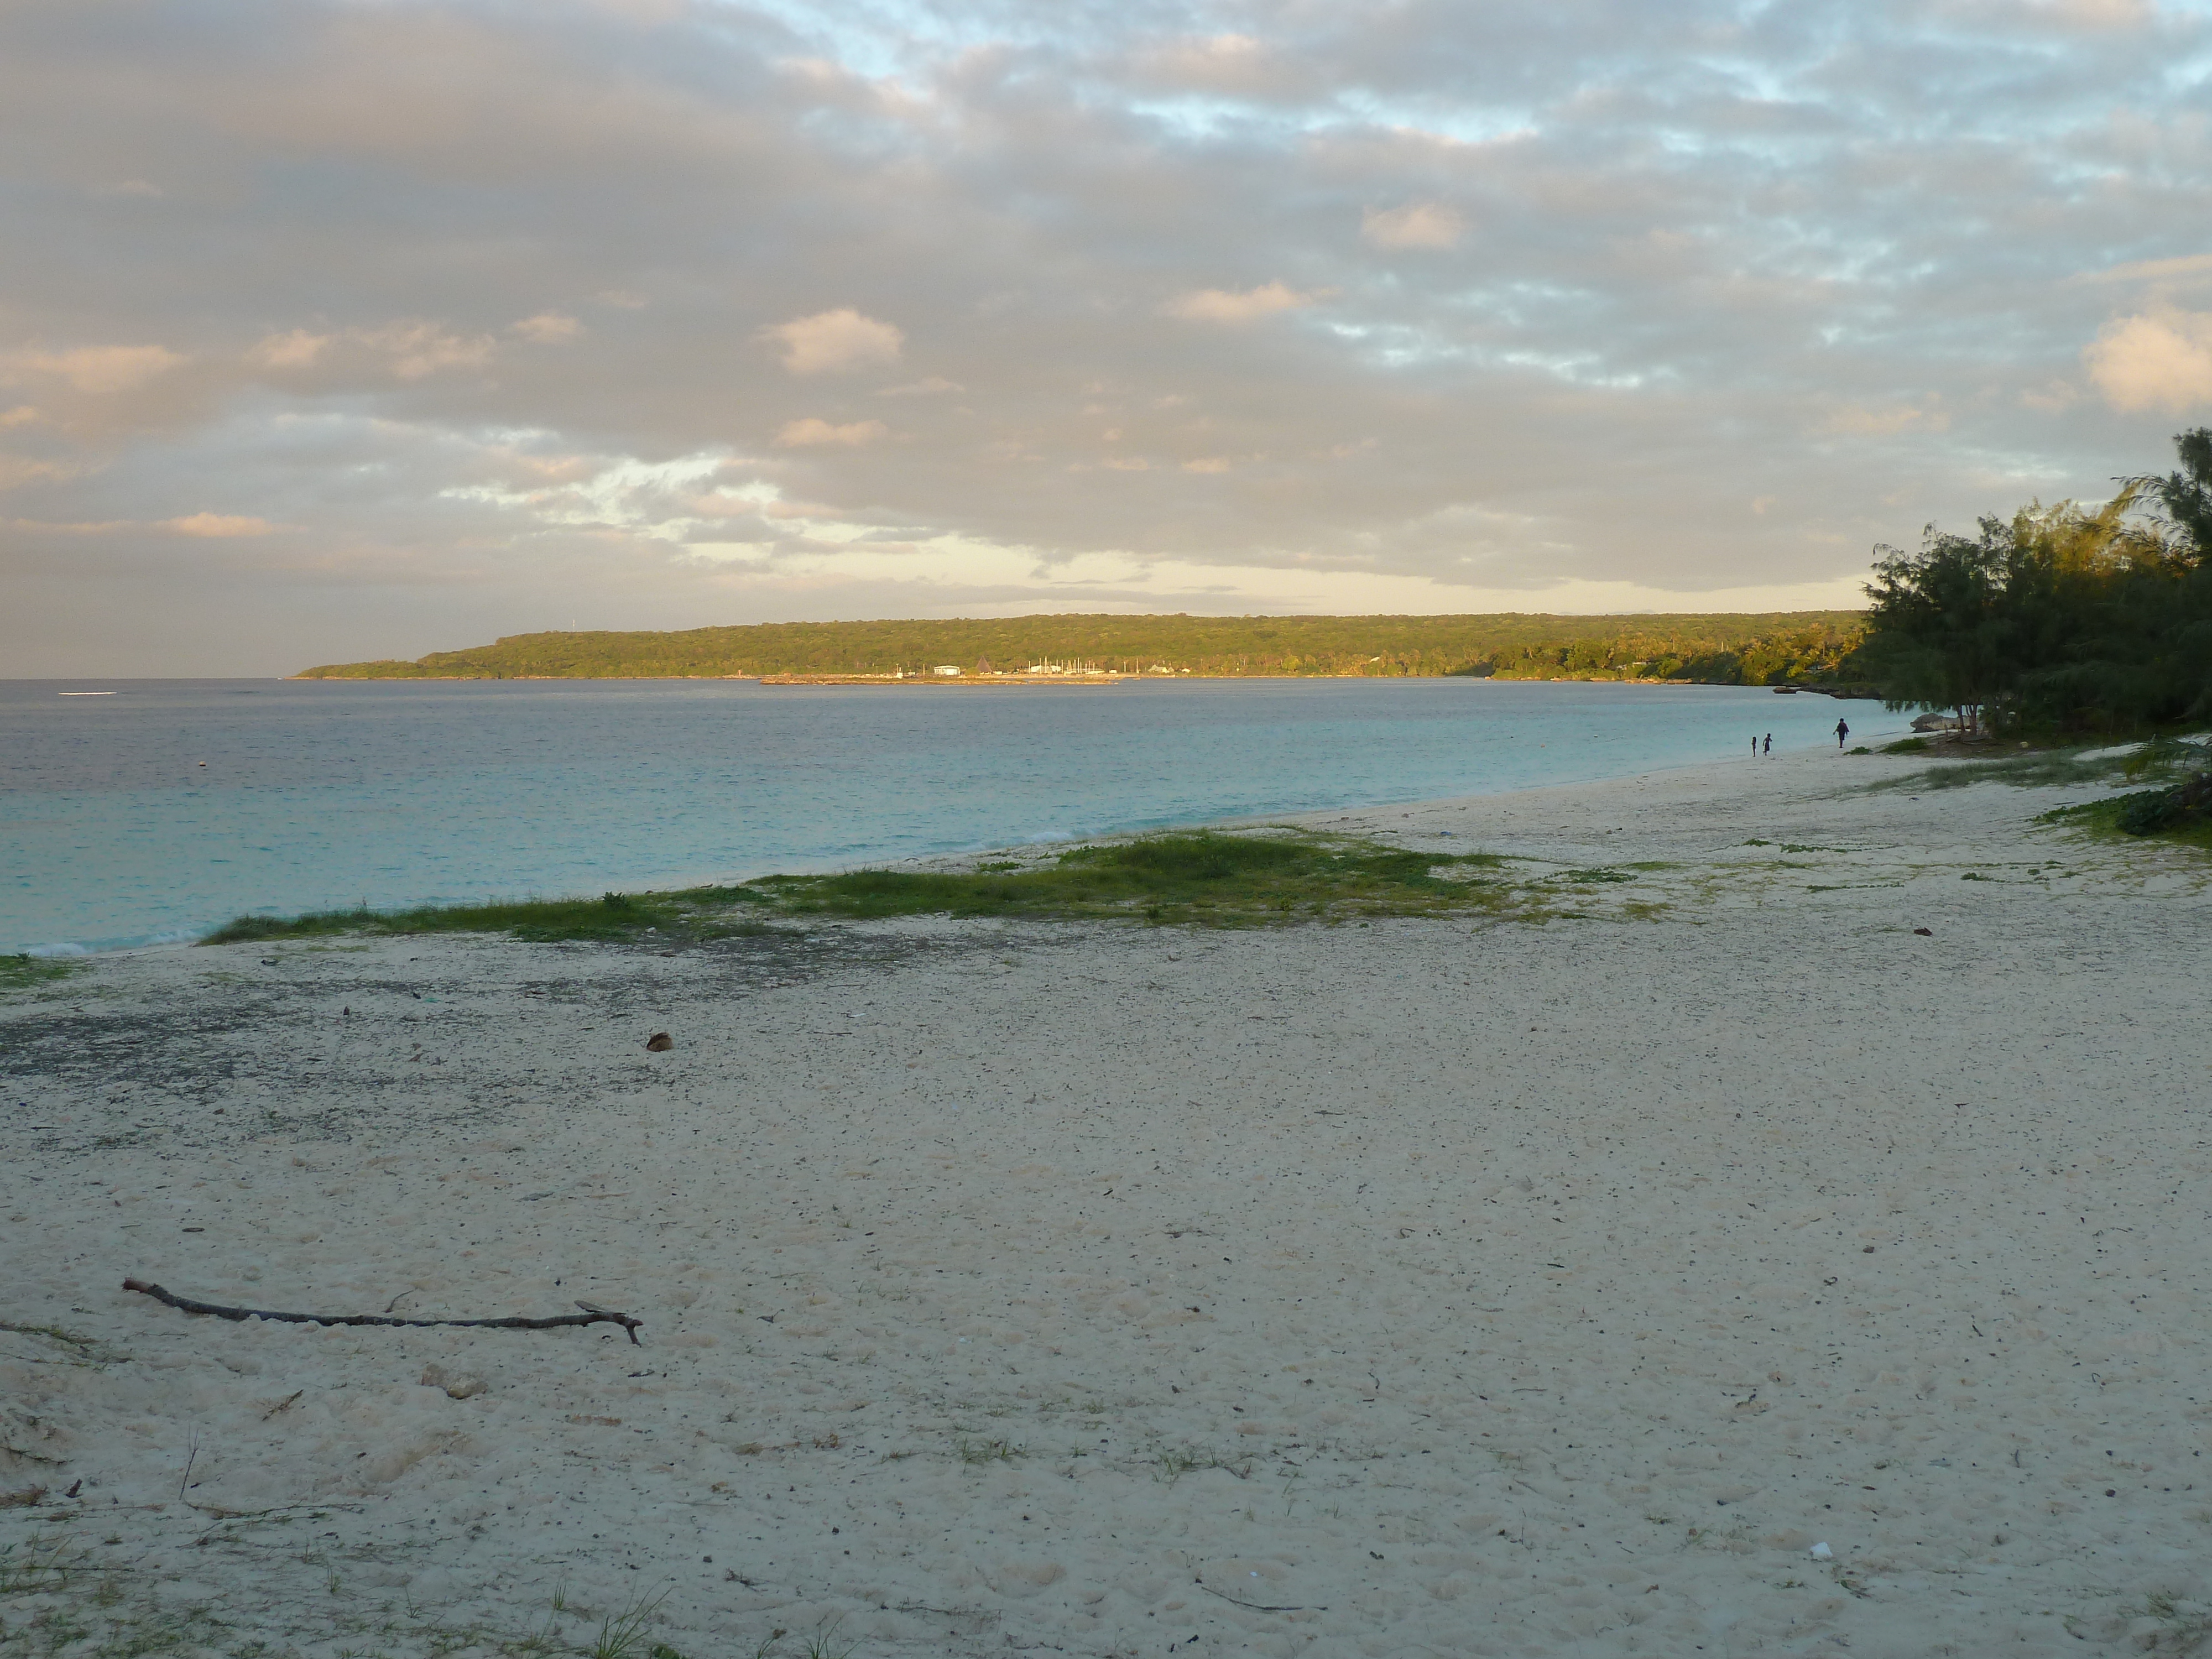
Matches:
[[5, 743, 2209, 1658]]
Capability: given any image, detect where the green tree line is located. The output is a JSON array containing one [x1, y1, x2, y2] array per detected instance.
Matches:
[[1856, 429, 2212, 737], [298, 611, 1867, 686]]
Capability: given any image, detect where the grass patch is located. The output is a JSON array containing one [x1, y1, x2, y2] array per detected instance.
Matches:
[[752, 831, 1516, 926], [1881, 735, 1931, 753], [0, 956, 82, 994], [201, 886, 782, 947], [205, 831, 1535, 942], [1875, 737, 2208, 796], [2036, 790, 2212, 851]]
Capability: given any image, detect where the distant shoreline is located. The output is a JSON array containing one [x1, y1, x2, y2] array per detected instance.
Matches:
[[290, 607, 1870, 688]]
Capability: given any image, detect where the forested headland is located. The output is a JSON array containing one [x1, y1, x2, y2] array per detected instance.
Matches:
[[297, 611, 1867, 687]]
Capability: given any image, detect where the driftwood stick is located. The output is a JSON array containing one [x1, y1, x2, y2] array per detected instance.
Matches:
[[122, 1279, 642, 1345]]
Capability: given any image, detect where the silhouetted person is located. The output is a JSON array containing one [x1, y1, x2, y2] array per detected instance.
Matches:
[[1763, 733, 1772, 756], [1835, 717, 1850, 750]]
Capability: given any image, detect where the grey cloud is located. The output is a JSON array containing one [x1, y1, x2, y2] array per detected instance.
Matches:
[[2, 0, 2208, 671]]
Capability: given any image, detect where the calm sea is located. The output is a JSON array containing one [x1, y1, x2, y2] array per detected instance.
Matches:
[[1, 677, 1906, 954]]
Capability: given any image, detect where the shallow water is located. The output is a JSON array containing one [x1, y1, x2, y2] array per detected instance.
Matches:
[[1, 676, 1904, 953]]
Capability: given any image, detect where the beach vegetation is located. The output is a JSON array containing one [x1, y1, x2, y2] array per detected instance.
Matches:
[[201, 830, 1556, 943], [750, 831, 1521, 926], [2037, 790, 2212, 851], [587, 1591, 669, 1659], [201, 888, 766, 945], [1878, 737, 2208, 820], [1853, 429, 2212, 739], [1, 955, 83, 994]]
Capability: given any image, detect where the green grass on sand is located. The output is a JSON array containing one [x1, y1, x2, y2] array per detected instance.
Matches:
[[1869, 734, 2212, 851], [1, 954, 83, 993], [201, 831, 1568, 945]]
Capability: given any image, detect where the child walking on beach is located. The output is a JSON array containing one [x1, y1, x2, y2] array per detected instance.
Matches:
[[1835, 717, 1850, 750]]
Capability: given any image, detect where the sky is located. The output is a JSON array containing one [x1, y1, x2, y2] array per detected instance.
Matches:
[[4, 0, 2212, 675]]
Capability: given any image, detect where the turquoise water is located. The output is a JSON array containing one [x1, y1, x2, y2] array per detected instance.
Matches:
[[1, 677, 1903, 954]]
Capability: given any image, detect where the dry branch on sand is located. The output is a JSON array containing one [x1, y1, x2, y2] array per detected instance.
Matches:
[[121, 1279, 643, 1344]]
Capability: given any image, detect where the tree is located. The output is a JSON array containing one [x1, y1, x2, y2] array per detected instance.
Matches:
[[1856, 432, 2212, 737], [1859, 523, 2015, 733]]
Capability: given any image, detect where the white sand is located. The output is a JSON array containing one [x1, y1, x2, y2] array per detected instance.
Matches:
[[5, 745, 2210, 1657]]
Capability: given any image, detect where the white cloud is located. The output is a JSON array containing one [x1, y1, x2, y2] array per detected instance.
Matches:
[[249, 330, 330, 369], [1362, 203, 1467, 251], [761, 309, 903, 374], [164, 512, 278, 537], [8, 345, 184, 394], [511, 312, 582, 343], [1164, 282, 1321, 322], [2084, 309, 2212, 414], [1823, 399, 1951, 436], [0, 405, 42, 428], [775, 416, 888, 447], [358, 322, 495, 380], [1140, 33, 1285, 94], [2071, 253, 2212, 288], [2036, 0, 2151, 26]]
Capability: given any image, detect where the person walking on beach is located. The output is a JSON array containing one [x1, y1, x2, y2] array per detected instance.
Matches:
[[1835, 717, 1850, 750], [1763, 733, 1772, 756]]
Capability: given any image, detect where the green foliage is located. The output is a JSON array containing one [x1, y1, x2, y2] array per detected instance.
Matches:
[[749, 831, 1516, 925], [1879, 745, 2152, 794], [1855, 433, 2212, 735], [202, 888, 778, 946], [2038, 786, 2212, 850], [0, 955, 82, 993], [202, 831, 1536, 941], [294, 611, 1866, 685]]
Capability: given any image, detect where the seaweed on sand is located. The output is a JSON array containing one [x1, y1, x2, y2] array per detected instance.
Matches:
[[202, 831, 1527, 943]]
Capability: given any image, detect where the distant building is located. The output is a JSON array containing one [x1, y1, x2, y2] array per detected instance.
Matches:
[[932, 664, 962, 676]]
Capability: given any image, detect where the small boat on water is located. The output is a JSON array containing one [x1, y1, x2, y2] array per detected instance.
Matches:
[[57, 690, 115, 696]]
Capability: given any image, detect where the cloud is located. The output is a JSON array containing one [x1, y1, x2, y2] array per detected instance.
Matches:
[[2034, 0, 2151, 25], [1824, 400, 1952, 436], [248, 324, 494, 379], [2071, 253, 2212, 288], [1164, 283, 1321, 323], [357, 322, 495, 380], [1362, 204, 1467, 251], [0, 405, 41, 428], [762, 309, 903, 375], [511, 312, 582, 343], [7, 0, 2212, 672], [775, 417, 887, 447], [1138, 33, 1293, 96], [9, 345, 184, 394], [2084, 310, 2212, 414], [164, 512, 279, 537], [249, 330, 330, 369]]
